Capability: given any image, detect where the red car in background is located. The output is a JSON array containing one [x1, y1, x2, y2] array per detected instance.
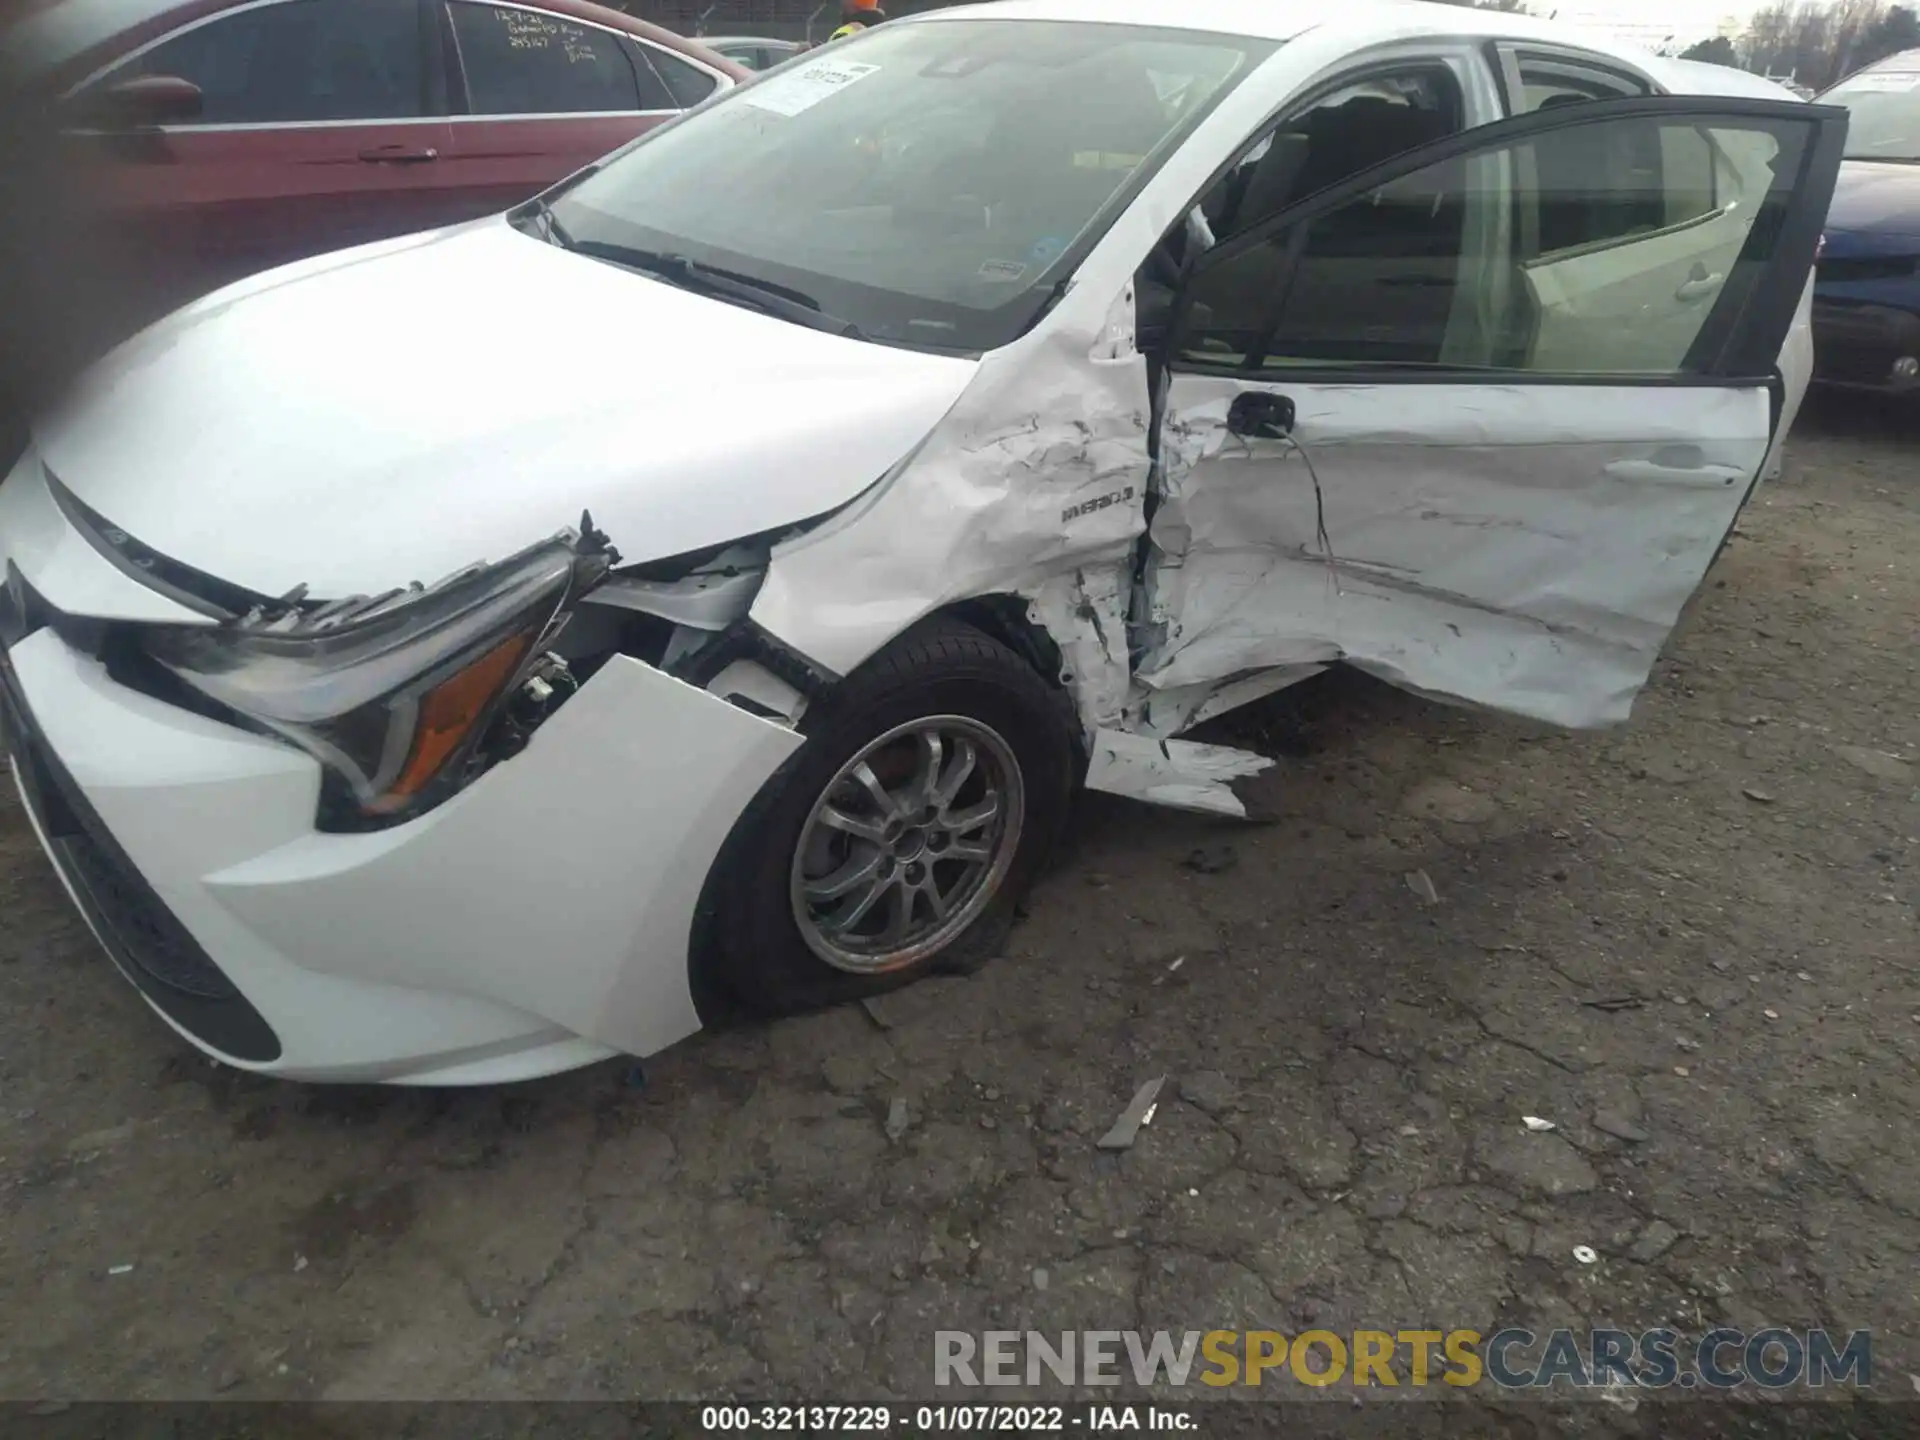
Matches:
[[5, 0, 747, 325]]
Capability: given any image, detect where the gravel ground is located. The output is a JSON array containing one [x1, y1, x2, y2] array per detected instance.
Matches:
[[0, 394, 1914, 1427]]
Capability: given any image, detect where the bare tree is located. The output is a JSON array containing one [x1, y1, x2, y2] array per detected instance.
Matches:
[[1861, 4, 1920, 66], [1741, 0, 1824, 83], [1679, 34, 1740, 65]]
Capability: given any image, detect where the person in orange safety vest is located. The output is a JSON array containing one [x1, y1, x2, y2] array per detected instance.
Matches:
[[828, 0, 888, 41]]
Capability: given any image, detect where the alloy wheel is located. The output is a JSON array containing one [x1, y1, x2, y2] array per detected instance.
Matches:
[[789, 715, 1025, 974]]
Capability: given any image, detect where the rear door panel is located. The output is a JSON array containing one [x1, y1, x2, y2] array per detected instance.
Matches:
[[92, 121, 457, 294]]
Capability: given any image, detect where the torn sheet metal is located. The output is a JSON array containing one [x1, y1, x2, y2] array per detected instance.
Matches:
[[1021, 564, 1133, 734], [746, 130, 1790, 766], [585, 557, 764, 630], [1141, 380, 1772, 730], [749, 278, 1154, 725], [1083, 728, 1275, 818], [1128, 663, 1326, 739]]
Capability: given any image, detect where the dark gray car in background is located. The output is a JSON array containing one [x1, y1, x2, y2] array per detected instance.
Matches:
[[699, 34, 803, 68]]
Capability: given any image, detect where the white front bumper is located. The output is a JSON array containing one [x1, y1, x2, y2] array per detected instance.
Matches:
[[2, 613, 799, 1085]]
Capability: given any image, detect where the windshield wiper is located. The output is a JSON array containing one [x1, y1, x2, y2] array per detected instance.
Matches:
[[568, 241, 865, 340], [515, 197, 577, 249]]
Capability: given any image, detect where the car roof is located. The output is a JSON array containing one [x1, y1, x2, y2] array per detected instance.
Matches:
[[3, 0, 1658, 84], [911, 0, 1654, 56], [1645, 56, 1803, 101], [1860, 45, 1920, 73], [1815, 45, 1920, 99]]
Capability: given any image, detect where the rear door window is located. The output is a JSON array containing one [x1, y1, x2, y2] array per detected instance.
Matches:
[[633, 40, 720, 107], [1496, 49, 1723, 256], [1508, 50, 1652, 111], [449, 2, 646, 114]]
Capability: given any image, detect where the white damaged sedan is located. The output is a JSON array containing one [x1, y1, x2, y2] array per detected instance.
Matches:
[[0, 0, 1842, 1082]]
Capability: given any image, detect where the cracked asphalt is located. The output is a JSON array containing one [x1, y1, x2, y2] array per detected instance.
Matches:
[[0, 395, 1915, 1425]]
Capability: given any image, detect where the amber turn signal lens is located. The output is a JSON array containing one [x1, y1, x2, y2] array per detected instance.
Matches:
[[371, 633, 534, 810]]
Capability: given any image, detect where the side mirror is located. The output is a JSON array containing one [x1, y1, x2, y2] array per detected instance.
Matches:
[[75, 74, 203, 130]]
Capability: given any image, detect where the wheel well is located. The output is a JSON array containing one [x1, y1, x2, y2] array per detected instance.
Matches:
[[939, 595, 1090, 786], [685, 595, 1083, 1029], [941, 594, 1072, 694]]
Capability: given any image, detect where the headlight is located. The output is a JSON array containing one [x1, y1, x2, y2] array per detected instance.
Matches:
[[144, 530, 612, 829]]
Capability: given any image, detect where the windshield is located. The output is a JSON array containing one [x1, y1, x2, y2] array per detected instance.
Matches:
[[545, 20, 1276, 352], [1822, 68, 1920, 160]]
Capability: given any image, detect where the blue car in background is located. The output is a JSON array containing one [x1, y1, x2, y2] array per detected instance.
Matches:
[[1814, 48, 1920, 393]]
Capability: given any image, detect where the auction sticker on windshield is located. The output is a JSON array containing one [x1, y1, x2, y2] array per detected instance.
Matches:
[[740, 59, 880, 117]]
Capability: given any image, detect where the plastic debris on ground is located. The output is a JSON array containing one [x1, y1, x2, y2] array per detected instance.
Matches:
[[1183, 845, 1238, 875], [1097, 1075, 1167, 1151]]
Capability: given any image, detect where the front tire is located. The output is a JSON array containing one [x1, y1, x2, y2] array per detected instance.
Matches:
[[707, 617, 1076, 1017]]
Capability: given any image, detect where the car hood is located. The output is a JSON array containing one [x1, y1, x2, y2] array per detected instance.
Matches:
[[1824, 160, 1920, 245], [33, 220, 978, 600]]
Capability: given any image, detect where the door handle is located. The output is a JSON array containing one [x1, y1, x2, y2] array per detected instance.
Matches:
[[1674, 270, 1723, 302], [358, 144, 438, 164], [1226, 391, 1296, 440]]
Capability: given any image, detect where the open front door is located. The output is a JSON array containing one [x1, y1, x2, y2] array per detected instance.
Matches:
[[1142, 96, 1845, 728]]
